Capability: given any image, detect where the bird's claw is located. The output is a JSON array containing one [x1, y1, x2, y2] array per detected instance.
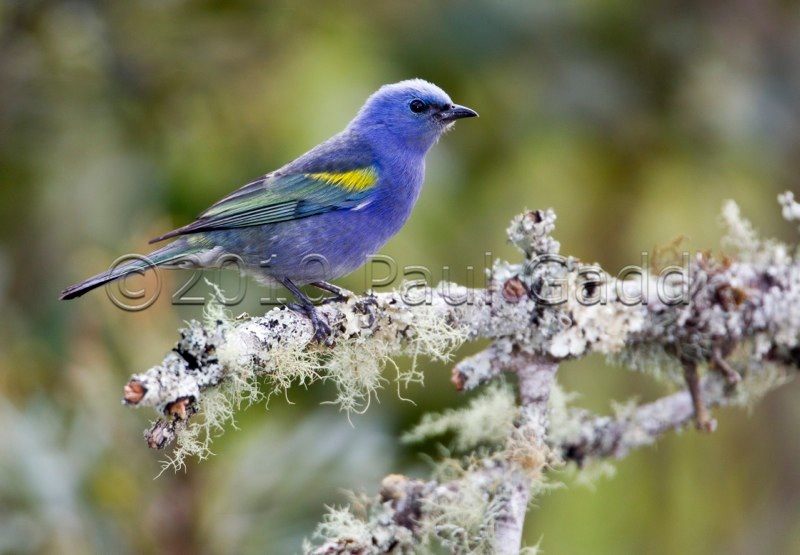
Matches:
[[354, 295, 378, 311], [286, 302, 333, 345], [308, 308, 333, 345]]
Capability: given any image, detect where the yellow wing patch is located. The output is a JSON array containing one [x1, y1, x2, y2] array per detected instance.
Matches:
[[305, 167, 378, 192]]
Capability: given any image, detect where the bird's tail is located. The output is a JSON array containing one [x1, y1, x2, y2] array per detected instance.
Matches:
[[59, 239, 206, 300]]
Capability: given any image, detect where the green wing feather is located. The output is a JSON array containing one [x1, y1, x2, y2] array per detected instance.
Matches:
[[149, 165, 378, 244]]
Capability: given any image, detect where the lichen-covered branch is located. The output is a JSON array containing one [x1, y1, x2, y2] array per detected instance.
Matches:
[[556, 362, 791, 464], [493, 356, 557, 554], [125, 195, 799, 553]]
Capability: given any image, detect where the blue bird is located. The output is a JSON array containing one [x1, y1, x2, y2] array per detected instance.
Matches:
[[60, 79, 478, 341]]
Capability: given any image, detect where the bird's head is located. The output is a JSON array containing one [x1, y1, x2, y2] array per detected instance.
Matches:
[[351, 79, 478, 155]]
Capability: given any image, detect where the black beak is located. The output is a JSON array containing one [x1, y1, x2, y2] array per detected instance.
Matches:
[[438, 103, 479, 122]]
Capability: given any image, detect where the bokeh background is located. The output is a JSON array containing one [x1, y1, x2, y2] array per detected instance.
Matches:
[[2, 1, 800, 553]]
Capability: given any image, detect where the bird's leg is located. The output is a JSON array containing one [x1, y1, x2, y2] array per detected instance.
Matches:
[[280, 278, 332, 344], [312, 281, 353, 305]]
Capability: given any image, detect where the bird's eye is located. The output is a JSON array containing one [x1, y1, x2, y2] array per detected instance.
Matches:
[[409, 99, 427, 113]]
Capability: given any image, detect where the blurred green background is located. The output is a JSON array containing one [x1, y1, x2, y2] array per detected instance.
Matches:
[[2, 0, 799, 553]]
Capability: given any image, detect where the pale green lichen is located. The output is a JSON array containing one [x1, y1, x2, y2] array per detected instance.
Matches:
[[545, 381, 584, 448], [502, 426, 551, 483], [421, 448, 554, 553], [402, 382, 517, 451], [307, 505, 374, 551], [321, 338, 393, 416], [609, 342, 684, 384], [519, 539, 543, 555], [320, 298, 467, 416], [161, 284, 468, 470], [726, 359, 793, 411], [158, 296, 264, 473], [721, 199, 793, 266], [779, 191, 800, 223], [720, 200, 761, 258], [506, 208, 561, 258], [158, 384, 240, 474], [568, 459, 618, 490], [422, 462, 501, 554]]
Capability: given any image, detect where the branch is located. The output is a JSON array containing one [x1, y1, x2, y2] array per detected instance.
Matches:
[[122, 197, 799, 553], [493, 356, 557, 554], [557, 364, 789, 464]]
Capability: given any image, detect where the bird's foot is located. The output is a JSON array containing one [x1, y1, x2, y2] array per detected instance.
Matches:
[[280, 278, 336, 345], [353, 295, 379, 327], [308, 307, 333, 344], [286, 302, 333, 345]]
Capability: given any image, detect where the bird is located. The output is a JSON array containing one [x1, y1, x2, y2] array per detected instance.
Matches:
[[60, 79, 478, 342]]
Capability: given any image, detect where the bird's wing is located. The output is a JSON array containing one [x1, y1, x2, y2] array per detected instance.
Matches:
[[149, 163, 379, 243]]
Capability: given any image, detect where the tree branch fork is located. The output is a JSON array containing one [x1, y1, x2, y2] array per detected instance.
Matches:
[[122, 196, 799, 553]]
